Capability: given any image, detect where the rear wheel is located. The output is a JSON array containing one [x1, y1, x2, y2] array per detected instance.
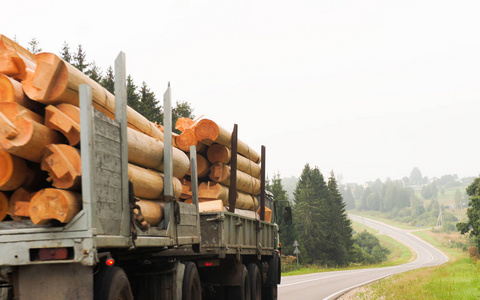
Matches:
[[241, 265, 251, 300], [94, 266, 133, 300], [247, 264, 261, 300], [262, 285, 277, 300], [182, 262, 202, 300]]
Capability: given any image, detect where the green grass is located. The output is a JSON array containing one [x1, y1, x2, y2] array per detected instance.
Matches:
[[350, 210, 418, 230]]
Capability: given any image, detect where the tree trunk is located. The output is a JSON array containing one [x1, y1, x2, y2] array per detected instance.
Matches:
[[136, 199, 164, 226], [187, 153, 210, 179], [0, 74, 44, 114], [29, 188, 82, 225]]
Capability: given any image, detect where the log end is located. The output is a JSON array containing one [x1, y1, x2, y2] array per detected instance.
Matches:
[[195, 119, 219, 144], [41, 144, 81, 190], [8, 187, 34, 219], [22, 53, 68, 103], [209, 162, 229, 183], [0, 74, 15, 102], [0, 191, 7, 221], [0, 151, 28, 191], [45, 105, 80, 146], [207, 143, 231, 164], [176, 129, 197, 152], [29, 189, 82, 225], [0, 51, 26, 80]]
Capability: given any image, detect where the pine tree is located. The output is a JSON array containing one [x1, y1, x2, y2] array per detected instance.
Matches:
[[327, 171, 354, 265], [101, 66, 115, 94], [86, 61, 102, 83], [27, 38, 42, 54], [73, 45, 89, 72], [126, 75, 141, 111], [60, 41, 72, 63], [139, 81, 162, 124]]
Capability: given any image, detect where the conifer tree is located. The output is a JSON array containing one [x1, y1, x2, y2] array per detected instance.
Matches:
[[101, 66, 115, 94], [27, 38, 42, 54], [86, 61, 102, 83], [73, 45, 89, 72], [60, 41, 72, 63], [139, 82, 162, 124], [126, 75, 141, 111]]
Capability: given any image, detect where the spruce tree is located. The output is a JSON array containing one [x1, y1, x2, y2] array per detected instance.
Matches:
[[73, 45, 89, 72], [27, 38, 42, 54], [86, 61, 102, 83], [139, 81, 162, 124], [101, 66, 115, 94], [126, 75, 141, 112], [60, 41, 72, 63]]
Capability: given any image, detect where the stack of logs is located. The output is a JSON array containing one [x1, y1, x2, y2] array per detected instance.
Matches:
[[0, 34, 269, 227]]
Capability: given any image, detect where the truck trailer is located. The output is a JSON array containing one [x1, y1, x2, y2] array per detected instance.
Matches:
[[0, 53, 281, 299]]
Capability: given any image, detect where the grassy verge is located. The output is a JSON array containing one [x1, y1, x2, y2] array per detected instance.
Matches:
[[349, 210, 418, 230], [351, 229, 479, 299]]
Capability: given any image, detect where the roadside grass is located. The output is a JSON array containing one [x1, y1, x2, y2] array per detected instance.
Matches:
[[282, 222, 414, 276], [349, 210, 417, 230], [351, 228, 479, 299]]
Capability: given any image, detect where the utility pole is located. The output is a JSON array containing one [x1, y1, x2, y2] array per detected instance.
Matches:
[[436, 209, 443, 228]]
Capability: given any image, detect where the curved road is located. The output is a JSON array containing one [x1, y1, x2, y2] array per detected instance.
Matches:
[[278, 214, 448, 299]]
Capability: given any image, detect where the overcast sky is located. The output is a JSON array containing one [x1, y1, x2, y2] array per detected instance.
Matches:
[[3, 0, 480, 183]]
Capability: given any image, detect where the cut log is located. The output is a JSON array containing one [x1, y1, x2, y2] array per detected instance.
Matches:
[[198, 182, 258, 210], [0, 112, 66, 162], [41, 144, 81, 190], [21, 52, 164, 141], [198, 200, 224, 212], [207, 143, 261, 179], [0, 102, 44, 124], [44, 104, 80, 146], [0, 74, 44, 114], [0, 191, 7, 221], [187, 153, 210, 179], [0, 151, 29, 191], [8, 187, 35, 220], [136, 199, 164, 226], [128, 164, 182, 200], [158, 146, 190, 179], [175, 117, 195, 132], [0, 35, 36, 81], [29, 188, 82, 225], [175, 129, 197, 152], [257, 206, 272, 222], [209, 162, 261, 195], [180, 179, 191, 199], [194, 119, 261, 163]]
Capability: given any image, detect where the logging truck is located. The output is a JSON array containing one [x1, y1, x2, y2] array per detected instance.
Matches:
[[0, 49, 282, 300]]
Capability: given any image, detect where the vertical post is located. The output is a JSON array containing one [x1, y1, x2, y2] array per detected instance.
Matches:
[[260, 146, 266, 221], [79, 85, 95, 232], [190, 146, 201, 242], [228, 124, 238, 213], [163, 83, 174, 199], [115, 52, 130, 237]]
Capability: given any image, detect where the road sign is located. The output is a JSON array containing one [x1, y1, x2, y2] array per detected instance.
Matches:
[[293, 240, 299, 247], [293, 248, 300, 254]]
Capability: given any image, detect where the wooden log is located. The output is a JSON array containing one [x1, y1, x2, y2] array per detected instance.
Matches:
[[194, 119, 261, 163], [0, 191, 7, 221], [257, 206, 272, 222], [198, 182, 258, 210], [0, 35, 36, 81], [0, 151, 29, 191], [136, 199, 164, 226], [209, 162, 261, 195], [207, 143, 261, 179], [175, 129, 197, 152], [0, 112, 66, 162], [180, 179, 191, 199], [158, 146, 191, 179], [0, 102, 44, 124], [29, 188, 82, 225], [187, 153, 210, 179], [8, 187, 35, 220], [41, 144, 81, 190], [21, 52, 164, 141], [128, 164, 182, 200], [44, 104, 80, 146], [0, 74, 45, 114], [198, 200, 224, 212]]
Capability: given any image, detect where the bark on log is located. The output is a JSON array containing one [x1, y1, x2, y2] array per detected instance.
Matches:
[[0, 102, 43, 125], [8, 187, 35, 220], [0, 112, 66, 162], [136, 199, 164, 226], [207, 143, 261, 179], [128, 164, 182, 200], [0, 191, 7, 221], [209, 162, 261, 195], [21, 52, 164, 141], [0, 74, 44, 114], [44, 104, 80, 146], [187, 153, 210, 179], [198, 182, 258, 210], [0, 35, 36, 81], [194, 119, 261, 163], [158, 146, 191, 179], [0, 151, 29, 191], [29, 188, 82, 225], [41, 144, 81, 190]]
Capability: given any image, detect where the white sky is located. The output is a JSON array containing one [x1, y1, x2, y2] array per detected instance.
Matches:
[[3, 0, 480, 183]]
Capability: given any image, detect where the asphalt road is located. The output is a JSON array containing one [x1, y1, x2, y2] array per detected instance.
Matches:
[[278, 214, 448, 300]]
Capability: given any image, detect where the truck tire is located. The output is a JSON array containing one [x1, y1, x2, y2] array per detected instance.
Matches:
[[262, 285, 277, 300], [94, 266, 133, 300], [247, 264, 261, 300], [182, 262, 202, 300], [227, 265, 250, 300]]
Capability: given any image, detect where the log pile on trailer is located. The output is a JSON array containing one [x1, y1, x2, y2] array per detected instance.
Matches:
[[0, 34, 270, 227]]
